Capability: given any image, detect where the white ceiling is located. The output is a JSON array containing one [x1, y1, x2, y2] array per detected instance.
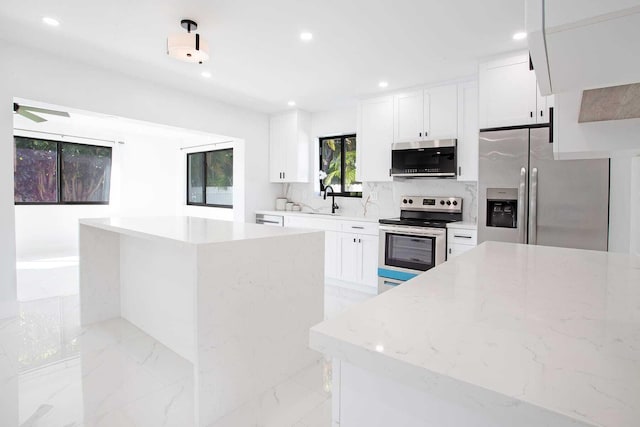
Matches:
[[0, 0, 526, 113]]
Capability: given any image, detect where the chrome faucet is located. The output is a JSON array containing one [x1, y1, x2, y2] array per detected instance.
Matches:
[[323, 185, 339, 214]]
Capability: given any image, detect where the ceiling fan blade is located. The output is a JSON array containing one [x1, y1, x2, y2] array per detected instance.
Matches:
[[22, 106, 70, 117], [18, 109, 47, 123]]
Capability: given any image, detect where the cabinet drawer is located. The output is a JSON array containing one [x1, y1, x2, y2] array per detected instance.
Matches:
[[285, 216, 341, 232], [447, 228, 477, 245], [341, 221, 379, 236]]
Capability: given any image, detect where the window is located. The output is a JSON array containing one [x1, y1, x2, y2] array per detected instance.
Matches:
[[319, 134, 361, 197], [187, 148, 233, 208], [14, 137, 112, 204]]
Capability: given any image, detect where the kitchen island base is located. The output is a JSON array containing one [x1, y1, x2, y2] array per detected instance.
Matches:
[[79, 217, 324, 426]]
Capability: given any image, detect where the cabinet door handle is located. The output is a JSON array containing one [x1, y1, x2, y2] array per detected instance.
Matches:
[[530, 111, 533, 118], [351, 226, 364, 229], [425, 131, 428, 137], [453, 235, 472, 239], [419, 132, 422, 137], [389, 168, 392, 177], [358, 238, 361, 243], [449, 248, 452, 254], [353, 238, 356, 243], [458, 166, 461, 176], [283, 172, 285, 179], [540, 110, 543, 117]]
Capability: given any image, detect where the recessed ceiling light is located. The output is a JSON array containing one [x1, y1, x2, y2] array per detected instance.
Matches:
[[300, 32, 313, 42], [378, 81, 389, 88], [42, 17, 60, 27], [513, 32, 527, 40], [287, 100, 296, 107], [201, 71, 212, 78]]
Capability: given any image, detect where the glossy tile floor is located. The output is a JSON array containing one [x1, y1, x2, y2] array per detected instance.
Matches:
[[0, 259, 374, 426]]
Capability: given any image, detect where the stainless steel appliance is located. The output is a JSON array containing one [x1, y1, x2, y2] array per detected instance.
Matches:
[[391, 139, 457, 178], [479, 127, 609, 250], [255, 213, 284, 227], [378, 196, 462, 293]]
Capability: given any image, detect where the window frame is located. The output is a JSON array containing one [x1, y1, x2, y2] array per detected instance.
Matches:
[[13, 136, 112, 206], [186, 147, 233, 209], [318, 134, 361, 198]]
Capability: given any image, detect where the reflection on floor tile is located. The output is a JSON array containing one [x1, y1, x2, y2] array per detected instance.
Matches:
[[3, 264, 375, 426]]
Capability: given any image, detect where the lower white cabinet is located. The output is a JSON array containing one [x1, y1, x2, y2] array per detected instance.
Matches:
[[339, 233, 378, 287], [283, 215, 379, 289], [446, 226, 477, 259]]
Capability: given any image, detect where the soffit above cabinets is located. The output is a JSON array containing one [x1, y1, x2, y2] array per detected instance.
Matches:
[[527, 0, 640, 95]]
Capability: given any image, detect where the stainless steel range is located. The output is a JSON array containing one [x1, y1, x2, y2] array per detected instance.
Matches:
[[378, 196, 462, 293]]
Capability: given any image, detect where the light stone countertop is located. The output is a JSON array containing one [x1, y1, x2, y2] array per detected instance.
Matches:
[[255, 210, 380, 223], [80, 216, 321, 245], [310, 242, 640, 427]]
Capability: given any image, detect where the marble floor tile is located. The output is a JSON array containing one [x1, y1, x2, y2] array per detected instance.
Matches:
[[2, 263, 376, 426]]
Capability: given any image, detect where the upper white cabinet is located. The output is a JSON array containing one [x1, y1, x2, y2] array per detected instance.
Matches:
[[358, 81, 476, 182], [456, 81, 479, 181], [269, 110, 310, 183], [393, 84, 458, 143], [394, 91, 424, 142], [356, 96, 394, 182], [479, 53, 537, 128], [426, 84, 458, 139]]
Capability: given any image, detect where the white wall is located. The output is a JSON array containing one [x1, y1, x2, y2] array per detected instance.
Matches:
[[0, 39, 279, 315], [554, 89, 640, 160]]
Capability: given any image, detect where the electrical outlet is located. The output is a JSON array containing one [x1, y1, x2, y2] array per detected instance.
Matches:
[[369, 191, 378, 201]]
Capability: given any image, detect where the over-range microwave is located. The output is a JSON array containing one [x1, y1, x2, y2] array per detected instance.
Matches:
[[391, 139, 457, 178]]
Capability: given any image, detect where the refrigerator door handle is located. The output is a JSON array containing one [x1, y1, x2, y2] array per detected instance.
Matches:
[[529, 168, 538, 245], [518, 167, 527, 243]]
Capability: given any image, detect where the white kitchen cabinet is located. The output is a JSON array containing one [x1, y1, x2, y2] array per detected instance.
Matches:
[[479, 53, 537, 128], [282, 215, 378, 288], [456, 81, 479, 181], [324, 231, 340, 279], [358, 234, 379, 287], [393, 84, 458, 143], [269, 110, 310, 183], [479, 52, 554, 129], [425, 84, 458, 139], [339, 232, 378, 288], [394, 91, 425, 143], [339, 234, 360, 283], [357, 96, 394, 182], [446, 226, 477, 259], [285, 215, 341, 279]]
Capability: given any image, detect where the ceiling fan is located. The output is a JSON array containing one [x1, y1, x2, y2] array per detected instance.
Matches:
[[13, 102, 70, 123]]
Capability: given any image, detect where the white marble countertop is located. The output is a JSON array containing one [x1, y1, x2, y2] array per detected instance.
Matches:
[[80, 216, 320, 245], [310, 242, 640, 427], [445, 221, 477, 230], [255, 210, 379, 223]]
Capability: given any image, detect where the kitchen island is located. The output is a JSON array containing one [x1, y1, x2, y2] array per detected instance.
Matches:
[[310, 242, 640, 427], [79, 216, 324, 426]]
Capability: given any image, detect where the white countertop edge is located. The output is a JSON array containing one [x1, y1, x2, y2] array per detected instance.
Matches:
[[255, 210, 380, 223], [309, 329, 592, 426], [79, 217, 324, 245]]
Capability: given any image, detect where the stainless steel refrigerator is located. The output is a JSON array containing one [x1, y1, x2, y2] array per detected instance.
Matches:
[[478, 127, 609, 251]]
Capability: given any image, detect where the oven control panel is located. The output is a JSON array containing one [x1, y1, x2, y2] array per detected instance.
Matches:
[[400, 196, 462, 213]]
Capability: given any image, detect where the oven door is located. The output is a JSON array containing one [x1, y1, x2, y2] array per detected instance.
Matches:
[[391, 140, 457, 177], [378, 225, 446, 279]]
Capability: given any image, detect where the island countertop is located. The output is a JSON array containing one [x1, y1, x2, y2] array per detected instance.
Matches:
[[310, 242, 640, 427], [80, 216, 320, 245]]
